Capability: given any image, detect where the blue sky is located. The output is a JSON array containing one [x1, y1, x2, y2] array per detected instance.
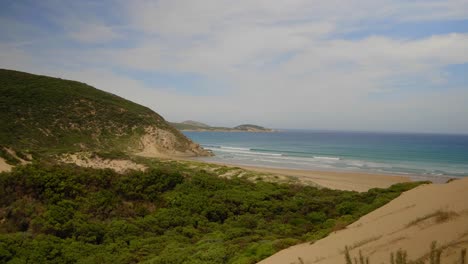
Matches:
[[1, 0, 468, 133]]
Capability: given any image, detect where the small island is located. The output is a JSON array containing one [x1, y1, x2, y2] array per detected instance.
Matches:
[[170, 120, 276, 132]]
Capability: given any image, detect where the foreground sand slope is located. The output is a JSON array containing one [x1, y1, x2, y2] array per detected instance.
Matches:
[[259, 177, 468, 264]]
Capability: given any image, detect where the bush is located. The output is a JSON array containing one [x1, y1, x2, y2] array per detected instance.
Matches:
[[0, 163, 424, 263]]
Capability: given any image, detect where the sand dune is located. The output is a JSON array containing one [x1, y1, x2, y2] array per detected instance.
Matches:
[[258, 177, 468, 264]]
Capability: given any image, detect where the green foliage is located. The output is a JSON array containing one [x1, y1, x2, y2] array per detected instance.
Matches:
[[0, 69, 192, 156], [0, 163, 423, 263]]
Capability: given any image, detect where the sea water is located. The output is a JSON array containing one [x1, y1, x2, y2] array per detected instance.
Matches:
[[183, 130, 468, 180]]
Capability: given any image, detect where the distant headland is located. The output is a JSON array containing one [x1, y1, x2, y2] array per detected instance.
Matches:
[[170, 120, 276, 132]]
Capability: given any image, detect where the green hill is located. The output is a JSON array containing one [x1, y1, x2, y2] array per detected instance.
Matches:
[[0, 69, 209, 160]]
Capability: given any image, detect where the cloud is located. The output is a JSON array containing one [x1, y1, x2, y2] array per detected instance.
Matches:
[[1, 0, 468, 133], [68, 23, 120, 44]]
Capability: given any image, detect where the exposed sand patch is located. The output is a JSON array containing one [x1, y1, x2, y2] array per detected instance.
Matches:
[[136, 126, 175, 158], [136, 126, 211, 158], [0, 148, 31, 173], [5, 148, 30, 165], [258, 177, 468, 264], [60, 153, 147, 173], [0, 157, 13, 173]]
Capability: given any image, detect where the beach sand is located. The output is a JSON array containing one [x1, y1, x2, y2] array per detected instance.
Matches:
[[234, 165, 411, 192], [258, 177, 468, 264], [183, 157, 412, 192]]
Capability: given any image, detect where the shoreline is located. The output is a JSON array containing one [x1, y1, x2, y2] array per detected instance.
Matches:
[[181, 157, 414, 192], [216, 163, 411, 192]]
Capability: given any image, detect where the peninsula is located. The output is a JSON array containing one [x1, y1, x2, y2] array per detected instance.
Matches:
[[170, 120, 276, 132]]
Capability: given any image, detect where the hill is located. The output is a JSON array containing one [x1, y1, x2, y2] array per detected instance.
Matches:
[[171, 121, 275, 132], [233, 124, 272, 132], [181, 120, 210, 128], [0, 69, 210, 164]]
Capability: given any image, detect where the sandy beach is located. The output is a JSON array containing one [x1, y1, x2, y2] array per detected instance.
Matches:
[[258, 177, 468, 264], [185, 157, 412, 192], [234, 165, 411, 192]]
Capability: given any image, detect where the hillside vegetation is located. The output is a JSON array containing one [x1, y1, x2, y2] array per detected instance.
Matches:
[[0, 162, 424, 264], [0, 69, 209, 160]]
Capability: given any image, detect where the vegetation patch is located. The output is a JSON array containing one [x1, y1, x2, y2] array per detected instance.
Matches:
[[0, 69, 202, 158], [348, 235, 383, 251], [0, 147, 20, 166], [344, 241, 467, 264], [406, 210, 459, 228], [0, 163, 424, 264]]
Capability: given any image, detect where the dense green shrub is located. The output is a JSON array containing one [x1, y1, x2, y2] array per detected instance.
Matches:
[[0, 163, 424, 263]]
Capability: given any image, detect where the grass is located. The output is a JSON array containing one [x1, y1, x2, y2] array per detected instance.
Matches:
[[406, 210, 458, 228], [344, 241, 467, 264], [348, 236, 383, 251]]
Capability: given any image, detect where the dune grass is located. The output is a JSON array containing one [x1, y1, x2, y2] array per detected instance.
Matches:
[[344, 241, 467, 264]]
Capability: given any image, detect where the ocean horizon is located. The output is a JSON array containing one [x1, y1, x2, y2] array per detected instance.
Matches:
[[184, 129, 468, 180]]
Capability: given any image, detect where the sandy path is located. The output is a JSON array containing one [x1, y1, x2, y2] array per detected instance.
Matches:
[[258, 177, 468, 264]]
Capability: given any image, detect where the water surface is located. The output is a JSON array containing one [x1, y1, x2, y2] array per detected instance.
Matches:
[[184, 130, 468, 180]]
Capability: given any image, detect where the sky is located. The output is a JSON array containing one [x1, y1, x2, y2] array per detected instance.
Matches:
[[1, 0, 468, 134]]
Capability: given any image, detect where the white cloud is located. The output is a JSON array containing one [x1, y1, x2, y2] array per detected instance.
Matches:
[[1, 0, 468, 133], [126, 0, 468, 36]]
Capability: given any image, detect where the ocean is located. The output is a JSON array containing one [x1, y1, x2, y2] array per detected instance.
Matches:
[[183, 130, 468, 180]]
